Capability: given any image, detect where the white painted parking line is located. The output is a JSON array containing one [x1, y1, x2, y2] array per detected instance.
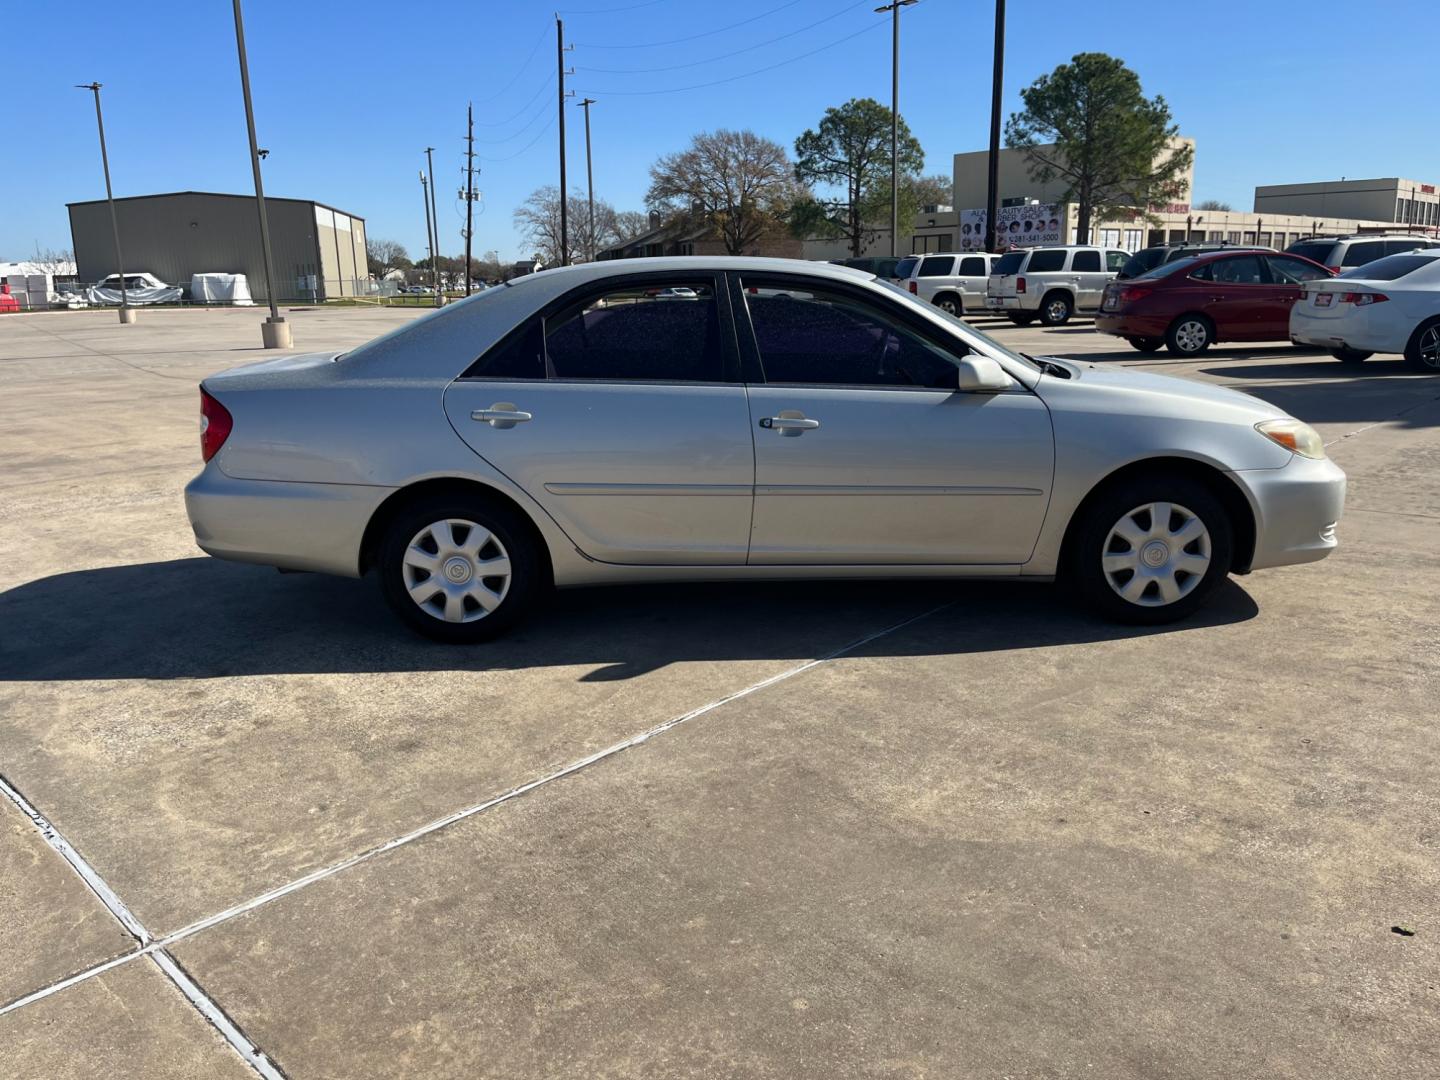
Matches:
[[0, 599, 953, 1035]]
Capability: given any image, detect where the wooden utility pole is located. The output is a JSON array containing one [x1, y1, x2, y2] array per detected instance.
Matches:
[[577, 97, 596, 261], [464, 103, 476, 295], [557, 17, 573, 266]]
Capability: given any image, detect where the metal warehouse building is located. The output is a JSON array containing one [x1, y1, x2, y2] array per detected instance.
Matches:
[[67, 191, 368, 301]]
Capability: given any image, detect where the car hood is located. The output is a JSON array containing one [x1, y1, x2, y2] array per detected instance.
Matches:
[[1035, 358, 1289, 423]]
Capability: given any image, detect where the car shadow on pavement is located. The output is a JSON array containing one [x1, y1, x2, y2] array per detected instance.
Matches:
[[1201, 369, 1440, 428], [0, 558, 1258, 683]]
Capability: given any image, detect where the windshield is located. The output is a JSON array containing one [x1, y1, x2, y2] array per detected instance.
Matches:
[[875, 280, 1040, 373], [1337, 253, 1438, 280], [1286, 242, 1334, 265], [993, 251, 1026, 275]]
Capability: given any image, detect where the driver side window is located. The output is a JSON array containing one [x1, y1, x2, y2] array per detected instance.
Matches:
[[740, 279, 967, 389]]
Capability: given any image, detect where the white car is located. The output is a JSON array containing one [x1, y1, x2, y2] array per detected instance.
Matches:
[[1289, 249, 1440, 371], [894, 252, 1001, 315], [985, 245, 1129, 325]]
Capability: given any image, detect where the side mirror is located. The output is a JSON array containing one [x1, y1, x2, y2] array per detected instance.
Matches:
[[955, 355, 1013, 392]]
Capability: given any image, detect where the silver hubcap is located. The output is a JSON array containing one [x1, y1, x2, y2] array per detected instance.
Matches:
[[1046, 299, 1068, 321], [402, 518, 511, 623], [1418, 326, 1440, 368], [1174, 320, 1207, 352], [940, 298, 959, 313], [1102, 502, 1211, 607]]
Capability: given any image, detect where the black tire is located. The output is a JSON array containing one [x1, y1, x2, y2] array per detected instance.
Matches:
[[1330, 347, 1372, 364], [1165, 314, 1213, 356], [1067, 473, 1234, 625], [933, 293, 963, 316], [378, 494, 543, 643], [1007, 312, 1036, 326], [1403, 317, 1440, 373], [1039, 291, 1074, 326], [1128, 337, 1164, 353]]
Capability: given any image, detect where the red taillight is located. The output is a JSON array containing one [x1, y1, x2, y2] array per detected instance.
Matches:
[[908, 280, 918, 294], [1117, 285, 1153, 305], [1326, 265, 1342, 274], [1341, 292, 1388, 306], [1016, 276, 1027, 294], [200, 387, 232, 462]]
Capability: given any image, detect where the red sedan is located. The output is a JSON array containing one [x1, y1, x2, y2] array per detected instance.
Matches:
[[1095, 250, 1333, 356]]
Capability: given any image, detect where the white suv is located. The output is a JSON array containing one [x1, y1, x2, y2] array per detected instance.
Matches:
[[985, 245, 1129, 325], [1284, 234, 1433, 274], [894, 252, 1001, 315]]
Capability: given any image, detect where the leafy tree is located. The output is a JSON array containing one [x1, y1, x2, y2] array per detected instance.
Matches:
[[647, 129, 800, 255], [907, 174, 953, 211], [1005, 53, 1193, 244], [365, 238, 409, 278], [1194, 198, 1232, 211], [793, 97, 924, 256]]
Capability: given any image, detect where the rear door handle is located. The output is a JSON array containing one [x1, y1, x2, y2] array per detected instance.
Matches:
[[472, 403, 532, 428], [760, 414, 820, 436]]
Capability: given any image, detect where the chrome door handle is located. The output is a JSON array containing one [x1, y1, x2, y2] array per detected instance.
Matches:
[[759, 415, 820, 436], [471, 403, 532, 428]]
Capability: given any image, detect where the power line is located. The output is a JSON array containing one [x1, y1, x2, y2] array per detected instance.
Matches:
[[473, 72, 556, 128], [471, 24, 551, 106], [585, 18, 885, 96], [574, 0, 805, 48], [579, 0, 874, 74], [472, 88, 555, 144], [477, 113, 557, 164]]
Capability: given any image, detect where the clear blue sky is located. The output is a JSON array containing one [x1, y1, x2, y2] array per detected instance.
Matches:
[[3, 0, 1436, 265]]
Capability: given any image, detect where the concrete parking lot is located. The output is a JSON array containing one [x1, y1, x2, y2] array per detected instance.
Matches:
[[1, 303, 1437, 1078]]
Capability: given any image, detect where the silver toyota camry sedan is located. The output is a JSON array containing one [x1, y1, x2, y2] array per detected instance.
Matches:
[[185, 257, 1345, 642]]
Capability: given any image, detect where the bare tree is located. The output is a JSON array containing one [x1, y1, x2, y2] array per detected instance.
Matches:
[[365, 238, 409, 278], [614, 210, 651, 242], [647, 129, 801, 255], [514, 186, 628, 265], [29, 247, 75, 276]]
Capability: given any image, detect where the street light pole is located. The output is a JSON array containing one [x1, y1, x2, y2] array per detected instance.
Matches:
[[76, 82, 132, 324], [425, 146, 442, 306], [876, 1, 917, 259], [420, 170, 435, 297], [556, 17, 573, 266], [984, 0, 1005, 253], [577, 97, 596, 261], [231, 0, 290, 347]]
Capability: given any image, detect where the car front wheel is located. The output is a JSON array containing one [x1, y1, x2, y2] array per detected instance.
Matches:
[[1166, 315, 1212, 356], [1404, 318, 1440, 372], [378, 495, 542, 642], [1069, 476, 1233, 625]]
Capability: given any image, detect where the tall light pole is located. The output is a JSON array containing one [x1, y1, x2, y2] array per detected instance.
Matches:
[[231, 0, 290, 347], [75, 83, 132, 324], [984, 0, 1005, 252], [876, 1, 917, 259], [420, 170, 435, 296], [576, 97, 597, 261], [556, 17, 574, 266], [425, 146, 442, 306]]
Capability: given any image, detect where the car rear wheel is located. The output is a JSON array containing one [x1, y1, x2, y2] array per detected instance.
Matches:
[[1039, 292, 1074, 326], [1166, 315, 1213, 356], [1068, 475, 1233, 625], [934, 293, 962, 316], [1006, 312, 1035, 326], [1128, 337, 1164, 353], [1330, 347, 1372, 364], [1404, 318, 1440, 373], [379, 495, 542, 642]]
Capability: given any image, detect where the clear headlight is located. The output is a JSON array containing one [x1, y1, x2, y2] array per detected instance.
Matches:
[[1256, 418, 1326, 460]]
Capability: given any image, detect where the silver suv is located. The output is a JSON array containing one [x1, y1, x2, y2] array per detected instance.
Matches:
[[985, 245, 1129, 325], [894, 252, 1000, 315], [1285, 235, 1432, 274]]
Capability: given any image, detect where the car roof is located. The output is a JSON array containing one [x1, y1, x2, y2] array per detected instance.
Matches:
[[517, 256, 876, 285]]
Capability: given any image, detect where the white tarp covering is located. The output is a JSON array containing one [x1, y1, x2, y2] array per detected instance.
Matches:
[[85, 272, 181, 305], [190, 273, 255, 306]]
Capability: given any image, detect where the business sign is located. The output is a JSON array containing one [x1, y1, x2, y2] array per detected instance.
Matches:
[[958, 203, 1064, 250]]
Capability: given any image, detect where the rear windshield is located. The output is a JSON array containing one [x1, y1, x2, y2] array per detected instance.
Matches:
[[1286, 242, 1334, 265], [893, 257, 919, 279], [1336, 254, 1438, 280], [1135, 256, 1202, 280], [1118, 249, 1165, 278], [993, 252, 1026, 275]]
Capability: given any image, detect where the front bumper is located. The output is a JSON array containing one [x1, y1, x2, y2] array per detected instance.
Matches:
[[1233, 454, 1346, 571], [184, 464, 388, 578]]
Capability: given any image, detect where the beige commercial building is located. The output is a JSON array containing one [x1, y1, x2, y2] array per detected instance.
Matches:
[[68, 191, 368, 301]]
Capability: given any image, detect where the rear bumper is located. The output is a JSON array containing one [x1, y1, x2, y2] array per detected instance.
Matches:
[[1094, 312, 1170, 339], [1289, 306, 1406, 354], [984, 295, 1032, 312], [184, 464, 387, 577], [1233, 455, 1346, 571]]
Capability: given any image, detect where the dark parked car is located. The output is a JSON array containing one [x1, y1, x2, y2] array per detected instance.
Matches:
[[1095, 250, 1333, 355], [830, 256, 901, 280], [1116, 242, 1272, 280]]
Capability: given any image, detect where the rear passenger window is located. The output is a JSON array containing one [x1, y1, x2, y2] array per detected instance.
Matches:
[[1268, 256, 1330, 284], [1026, 249, 1067, 272], [919, 256, 956, 277], [1210, 256, 1264, 284], [544, 282, 723, 382], [1071, 250, 1101, 271], [467, 319, 545, 379], [959, 257, 987, 276], [1341, 241, 1385, 267], [1106, 250, 1127, 272], [1384, 240, 1421, 257]]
